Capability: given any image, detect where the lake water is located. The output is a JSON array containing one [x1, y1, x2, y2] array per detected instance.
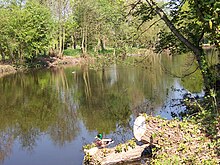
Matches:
[[0, 51, 218, 165]]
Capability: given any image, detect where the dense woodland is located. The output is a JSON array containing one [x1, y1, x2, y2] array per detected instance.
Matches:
[[0, 0, 220, 163], [0, 0, 219, 59], [0, 0, 163, 60]]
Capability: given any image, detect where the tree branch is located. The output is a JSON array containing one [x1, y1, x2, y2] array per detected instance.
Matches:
[[197, 30, 204, 46], [126, 0, 142, 17], [163, 64, 199, 79], [137, 9, 155, 30], [137, 19, 161, 38], [194, 0, 205, 22], [145, 0, 201, 55]]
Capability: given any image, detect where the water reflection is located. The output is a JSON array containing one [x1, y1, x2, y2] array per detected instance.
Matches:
[[0, 69, 80, 163], [0, 131, 13, 164], [0, 52, 218, 164]]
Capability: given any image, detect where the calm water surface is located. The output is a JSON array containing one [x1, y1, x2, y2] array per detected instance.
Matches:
[[0, 52, 217, 165]]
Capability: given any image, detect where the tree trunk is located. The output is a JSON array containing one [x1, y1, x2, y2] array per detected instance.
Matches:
[[100, 38, 105, 51], [194, 49, 215, 92], [7, 45, 14, 62], [83, 144, 149, 165], [0, 45, 5, 62], [1, 52, 5, 62], [71, 34, 77, 49], [85, 25, 88, 53], [81, 28, 86, 55], [59, 26, 63, 58], [62, 26, 65, 52]]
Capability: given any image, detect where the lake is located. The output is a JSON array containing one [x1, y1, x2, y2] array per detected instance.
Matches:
[[0, 50, 218, 165]]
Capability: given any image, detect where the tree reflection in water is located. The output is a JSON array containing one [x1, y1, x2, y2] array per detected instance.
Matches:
[[0, 69, 80, 161], [0, 131, 13, 163]]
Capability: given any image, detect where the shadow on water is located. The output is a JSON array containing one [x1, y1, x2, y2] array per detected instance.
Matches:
[[0, 51, 218, 165]]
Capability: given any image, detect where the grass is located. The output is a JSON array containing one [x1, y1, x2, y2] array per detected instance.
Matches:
[[63, 48, 81, 57], [63, 48, 116, 57]]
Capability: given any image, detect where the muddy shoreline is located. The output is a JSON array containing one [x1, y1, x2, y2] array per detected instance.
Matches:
[[0, 56, 91, 78], [0, 64, 17, 78]]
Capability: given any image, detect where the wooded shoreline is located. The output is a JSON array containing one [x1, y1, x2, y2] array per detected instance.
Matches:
[[0, 56, 89, 78]]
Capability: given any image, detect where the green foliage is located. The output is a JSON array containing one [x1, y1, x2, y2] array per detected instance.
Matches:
[[84, 153, 92, 163], [25, 2, 53, 51], [71, 0, 128, 54], [115, 143, 123, 153], [127, 138, 136, 149], [0, 0, 165, 63], [143, 114, 219, 165], [0, 1, 54, 62], [181, 89, 220, 159], [98, 49, 114, 55], [83, 143, 96, 150], [101, 148, 109, 157], [114, 139, 136, 153], [155, 0, 220, 53]]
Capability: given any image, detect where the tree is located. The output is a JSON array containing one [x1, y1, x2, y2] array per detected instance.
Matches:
[[23, 1, 54, 58], [0, 1, 54, 62], [64, 15, 78, 49], [70, 0, 127, 55], [131, 0, 219, 93]]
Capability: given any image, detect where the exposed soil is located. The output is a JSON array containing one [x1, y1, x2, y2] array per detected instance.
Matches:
[[0, 64, 16, 78], [36, 56, 91, 67]]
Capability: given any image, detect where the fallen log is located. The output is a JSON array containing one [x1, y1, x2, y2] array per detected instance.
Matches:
[[83, 143, 149, 165], [83, 114, 219, 164]]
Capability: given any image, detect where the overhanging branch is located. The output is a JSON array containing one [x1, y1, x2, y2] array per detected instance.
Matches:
[[126, 0, 142, 17], [145, 0, 201, 55], [136, 19, 162, 39]]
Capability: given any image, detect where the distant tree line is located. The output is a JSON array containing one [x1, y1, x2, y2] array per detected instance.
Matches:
[[0, 0, 165, 63]]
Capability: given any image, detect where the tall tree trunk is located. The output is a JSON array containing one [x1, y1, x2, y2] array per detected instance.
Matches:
[[7, 44, 14, 62], [19, 44, 23, 62], [62, 26, 65, 53], [71, 34, 77, 49], [85, 25, 88, 53], [194, 49, 215, 92], [214, 42, 220, 62], [81, 28, 85, 55], [59, 26, 63, 58], [58, 0, 63, 58], [1, 52, 5, 62], [100, 38, 105, 51], [0, 45, 5, 62]]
